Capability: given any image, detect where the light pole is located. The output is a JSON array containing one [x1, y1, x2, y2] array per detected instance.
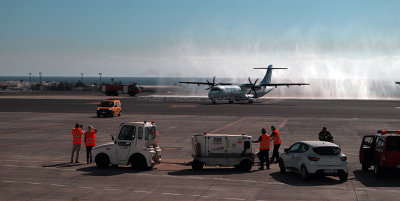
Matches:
[[99, 73, 102, 84], [39, 72, 42, 83], [28, 73, 32, 90], [80, 73, 84, 82]]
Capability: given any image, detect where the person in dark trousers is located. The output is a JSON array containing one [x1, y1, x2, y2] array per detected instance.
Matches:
[[319, 127, 334, 142], [253, 128, 271, 170], [270, 126, 281, 164], [84, 125, 97, 164]]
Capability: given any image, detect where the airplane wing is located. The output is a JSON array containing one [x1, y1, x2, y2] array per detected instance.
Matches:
[[178, 82, 232, 85], [259, 83, 310, 87]]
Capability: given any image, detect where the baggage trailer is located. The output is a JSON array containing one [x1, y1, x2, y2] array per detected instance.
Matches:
[[191, 133, 254, 172]]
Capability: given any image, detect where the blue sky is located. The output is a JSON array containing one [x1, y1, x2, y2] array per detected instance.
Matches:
[[1, 0, 399, 78]]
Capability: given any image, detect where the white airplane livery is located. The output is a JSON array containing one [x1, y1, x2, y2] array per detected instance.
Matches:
[[179, 65, 309, 104]]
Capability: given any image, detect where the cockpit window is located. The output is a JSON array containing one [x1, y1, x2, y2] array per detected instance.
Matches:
[[99, 101, 114, 107], [211, 88, 222, 92]]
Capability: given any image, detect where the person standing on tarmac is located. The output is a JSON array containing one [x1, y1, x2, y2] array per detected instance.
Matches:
[[319, 127, 334, 142], [253, 128, 271, 170], [84, 125, 97, 164], [269, 126, 281, 164], [71, 123, 83, 163]]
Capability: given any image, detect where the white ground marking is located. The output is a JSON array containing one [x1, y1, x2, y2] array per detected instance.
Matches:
[[51, 184, 67, 187], [2, 181, 15, 183], [5, 160, 19, 162], [78, 186, 95, 189], [25, 182, 42, 185], [104, 188, 120, 191], [355, 188, 377, 191], [162, 193, 182, 196], [134, 190, 151, 194], [224, 198, 245, 201]]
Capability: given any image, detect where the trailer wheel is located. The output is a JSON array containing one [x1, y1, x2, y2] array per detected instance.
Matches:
[[191, 160, 204, 171], [130, 154, 148, 170], [95, 154, 110, 168], [239, 159, 252, 172]]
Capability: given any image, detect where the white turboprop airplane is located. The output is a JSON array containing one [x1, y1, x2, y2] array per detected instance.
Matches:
[[179, 65, 309, 104]]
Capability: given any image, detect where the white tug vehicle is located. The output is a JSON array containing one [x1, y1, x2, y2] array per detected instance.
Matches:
[[191, 133, 254, 172], [92, 121, 161, 169]]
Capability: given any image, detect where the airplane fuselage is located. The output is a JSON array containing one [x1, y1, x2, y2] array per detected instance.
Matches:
[[208, 85, 273, 103]]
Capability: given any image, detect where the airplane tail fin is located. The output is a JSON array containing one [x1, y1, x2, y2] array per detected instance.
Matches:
[[261, 65, 273, 84], [254, 65, 288, 85]]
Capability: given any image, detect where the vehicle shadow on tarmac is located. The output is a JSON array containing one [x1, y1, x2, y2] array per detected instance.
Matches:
[[353, 170, 400, 187], [75, 166, 150, 176], [42, 163, 85, 168], [168, 167, 257, 176], [269, 172, 347, 186]]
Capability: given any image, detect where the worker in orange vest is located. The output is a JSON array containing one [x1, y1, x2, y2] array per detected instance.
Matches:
[[270, 126, 282, 164], [253, 128, 270, 170], [84, 125, 97, 164], [71, 123, 83, 163]]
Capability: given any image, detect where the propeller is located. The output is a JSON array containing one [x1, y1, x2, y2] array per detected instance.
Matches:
[[205, 76, 217, 90], [247, 77, 260, 97]]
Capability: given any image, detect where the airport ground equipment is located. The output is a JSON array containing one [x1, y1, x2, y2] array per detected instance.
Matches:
[[97, 98, 122, 117], [279, 141, 349, 181], [191, 133, 254, 172], [92, 121, 161, 169], [359, 130, 400, 178], [100, 83, 143, 96]]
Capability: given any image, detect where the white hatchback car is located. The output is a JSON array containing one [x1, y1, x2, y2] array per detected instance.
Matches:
[[279, 141, 349, 181]]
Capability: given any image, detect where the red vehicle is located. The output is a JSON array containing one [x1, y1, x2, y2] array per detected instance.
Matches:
[[359, 130, 400, 178], [100, 84, 142, 96]]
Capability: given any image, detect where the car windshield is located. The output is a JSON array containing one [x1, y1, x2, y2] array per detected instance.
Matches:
[[313, 146, 341, 155], [99, 101, 114, 107], [386, 136, 400, 151], [145, 126, 156, 141]]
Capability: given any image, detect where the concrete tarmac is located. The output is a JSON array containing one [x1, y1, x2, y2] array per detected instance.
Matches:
[[0, 96, 400, 200]]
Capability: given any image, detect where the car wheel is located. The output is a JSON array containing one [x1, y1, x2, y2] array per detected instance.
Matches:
[[279, 159, 286, 174], [301, 165, 309, 181], [362, 162, 369, 171], [374, 162, 382, 178], [339, 173, 348, 182], [95, 154, 110, 168], [97, 113, 100, 118], [239, 159, 252, 172], [191, 159, 204, 171]]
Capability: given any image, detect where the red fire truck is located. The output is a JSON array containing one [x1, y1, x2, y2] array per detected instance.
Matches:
[[100, 83, 143, 96]]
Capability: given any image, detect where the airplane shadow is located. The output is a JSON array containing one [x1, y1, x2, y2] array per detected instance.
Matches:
[[75, 165, 151, 176], [352, 170, 400, 187], [269, 172, 348, 186]]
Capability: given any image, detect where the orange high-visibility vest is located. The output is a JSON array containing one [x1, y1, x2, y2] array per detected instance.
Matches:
[[260, 134, 270, 150], [272, 130, 281, 145], [72, 128, 83, 144], [84, 130, 96, 147]]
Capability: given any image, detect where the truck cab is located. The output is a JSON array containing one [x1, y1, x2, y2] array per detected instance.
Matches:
[[359, 130, 400, 177], [92, 121, 161, 169], [191, 133, 254, 172], [97, 98, 121, 117]]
